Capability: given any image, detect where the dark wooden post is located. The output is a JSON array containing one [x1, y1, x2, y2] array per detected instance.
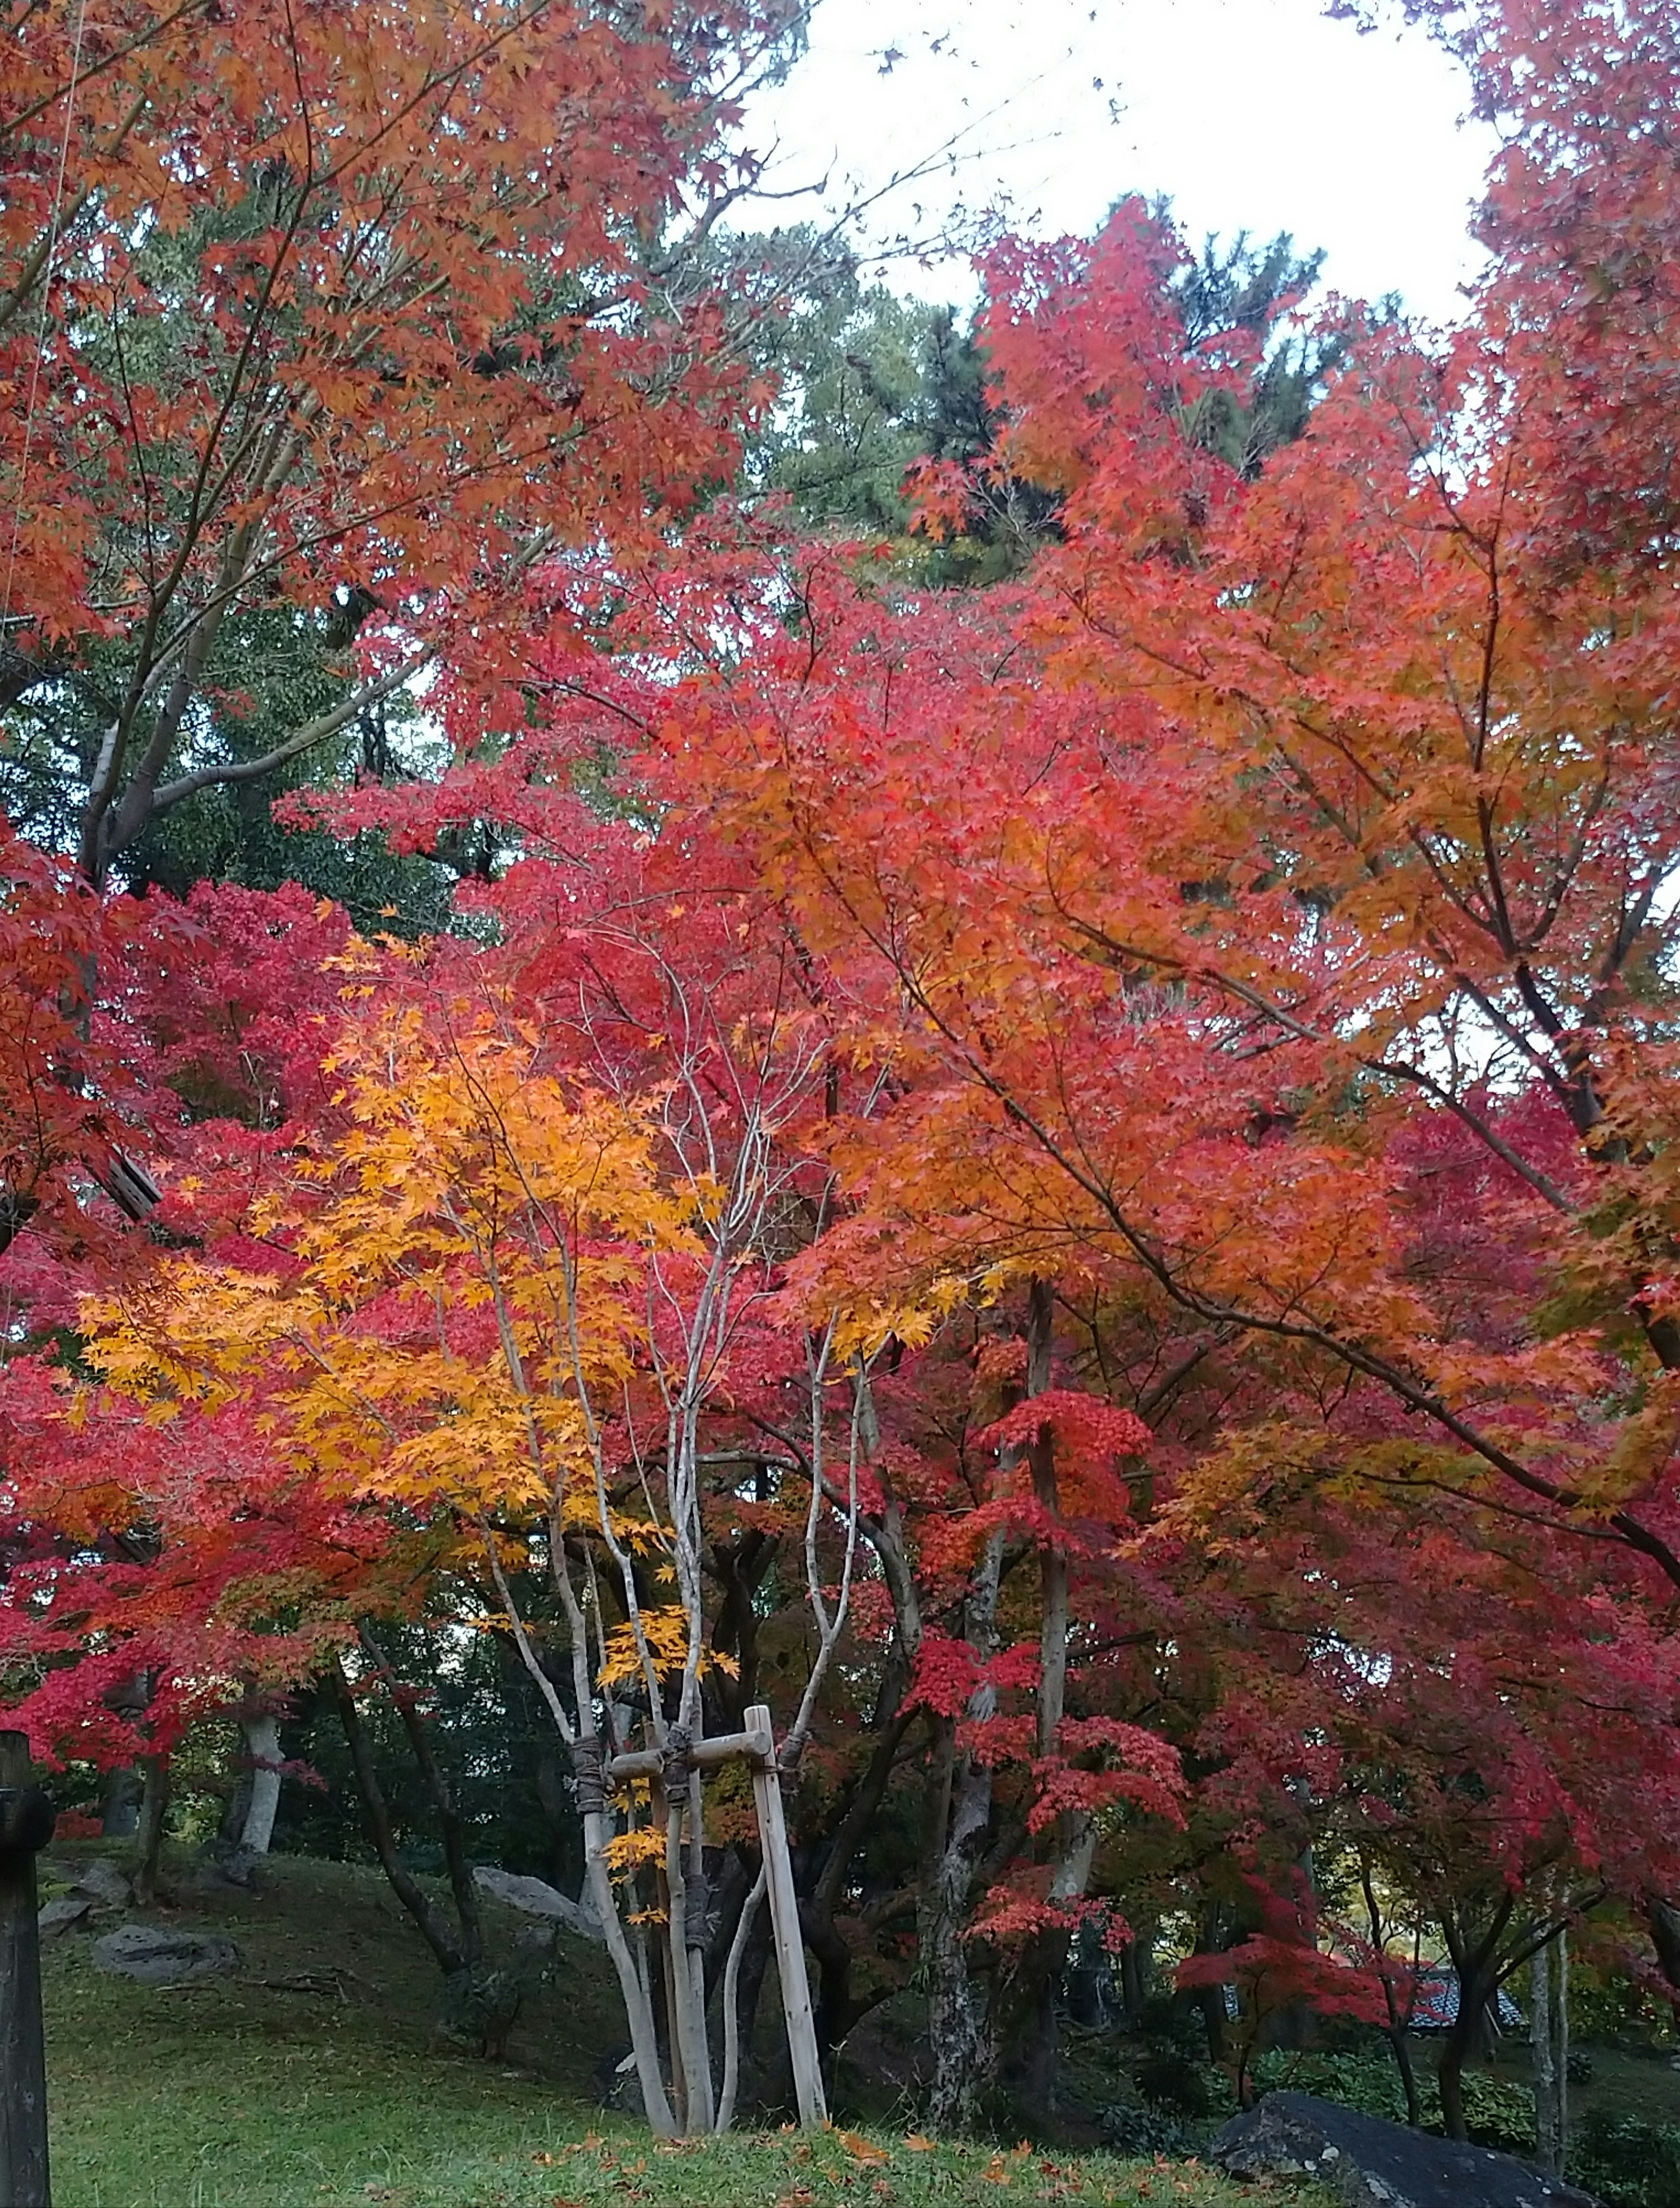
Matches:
[[0, 1731, 54, 2208]]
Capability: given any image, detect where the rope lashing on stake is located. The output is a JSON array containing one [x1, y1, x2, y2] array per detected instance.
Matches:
[[658, 1723, 693, 1790], [568, 1735, 607, 1818]]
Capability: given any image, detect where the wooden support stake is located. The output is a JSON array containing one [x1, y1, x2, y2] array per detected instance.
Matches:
[[744, 1703, 826, 2131], [0, 1731, 54, 2208]]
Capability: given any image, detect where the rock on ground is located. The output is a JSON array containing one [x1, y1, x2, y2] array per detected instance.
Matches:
[[92, 1924, 239, 1986], [1211, 2092, 1603, 2208], [37, 1894, 93, 1940], [60, 1857, 132, 1910], [472, 1865, 604, 1941]]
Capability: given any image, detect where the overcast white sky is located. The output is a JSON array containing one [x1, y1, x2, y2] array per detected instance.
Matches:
[[741, 0, 1499, 323]]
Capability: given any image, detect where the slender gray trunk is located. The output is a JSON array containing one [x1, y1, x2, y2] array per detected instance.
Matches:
[[581, 1794, 679, 2136], [1531, 1924, 1568, 2173], [238, 1715, 283, 1855]]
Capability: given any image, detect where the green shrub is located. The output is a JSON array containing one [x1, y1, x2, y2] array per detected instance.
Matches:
[[1251, 2048, 1413, 2125], [1135, 1996, 1223, 2116], [1457, 2071, 1536, 2155], [1570, 2108, 1680, 2208], [1250, 2047, 1535, 2155], [1098, 2099, 1202, 2157]]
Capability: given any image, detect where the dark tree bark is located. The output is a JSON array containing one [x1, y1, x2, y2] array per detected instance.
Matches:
[[0, 1732, 53, 2208], [362, 1632, 482, 1968], [1436, 1898, 1512, 2143], [329, 1657, 472, 1977], [1646, 1893, 1680, 2022], [100, 1764, 141, 1839], [1120, 1928, 1150, 2029], [132, 1755, 169, 1906]]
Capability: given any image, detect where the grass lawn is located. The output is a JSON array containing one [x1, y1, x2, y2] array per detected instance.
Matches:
[[40, 1851, 1323, 2208]]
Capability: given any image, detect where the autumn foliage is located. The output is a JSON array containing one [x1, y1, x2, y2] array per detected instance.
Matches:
[[4, 0, 1680, 2151]]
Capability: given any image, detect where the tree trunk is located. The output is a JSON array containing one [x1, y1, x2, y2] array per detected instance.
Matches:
[[1556, 1928, 1570, 2164], [1017, 1970, 1061, 2113], [1359, 1864, 1421, 2127], [924, 1291, 1062, 2134], [990, 1819, 1098, 2117], [1437, 2023, 1470, 2143], [1386, 2024, 1422, 2130], [219, 1756, 254, 1849], [992, 1279, 1093, 2117], [801, 1709, 914, 2071], [659, 1784, 716, 2131], [369, 1644, 482, 1969], [330, 1658, 468, 1977], [1437, 1899, 1510, 2145], [1647, 1894, 1680, 2021], [715, 1859, 767, 2134], [733, 1896, 775, 2103], [1186, 1912, 1230, 2065], [1531, 1925, 1568, 2173], [238, 1714, 283, 1856], [577, 1759, 679, 2136], [1436, 1964, 1499, 2141], [1436, 1978, 1498, 2146], [100, 1764, 141, 1839], [1121, 1931, 1148, 2029], [133, 1755, 168, 1905], [921, 1521, 1006, 2134], [802, 1894, 859, 2069], [923, 1873, 990, 2134]]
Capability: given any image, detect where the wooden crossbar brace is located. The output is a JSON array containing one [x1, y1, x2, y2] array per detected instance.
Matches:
[[604, 1713, 773, 1787]]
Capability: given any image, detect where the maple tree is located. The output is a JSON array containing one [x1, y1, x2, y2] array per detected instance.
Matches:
[[330, 597, 1210, 2125], [644, 192, 1680, 1555], [0, 0, 813, 1865], [55, 754, 1202, 2128], [79, 878, 878, 2131], [0, 876, 398, 1872], [0, 0, 795, 897]]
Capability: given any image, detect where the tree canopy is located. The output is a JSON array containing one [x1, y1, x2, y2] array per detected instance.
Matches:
[[4, 0, 1680, 2165]]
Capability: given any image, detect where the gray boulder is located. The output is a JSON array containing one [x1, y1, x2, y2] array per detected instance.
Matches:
[[1211, 2093, 1602, 2208], [92, 1924, 239, 1986], [37, 1894, 93, 1940], [472, 1866, 604, 1942], [66, 1857, 132, 1910]]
